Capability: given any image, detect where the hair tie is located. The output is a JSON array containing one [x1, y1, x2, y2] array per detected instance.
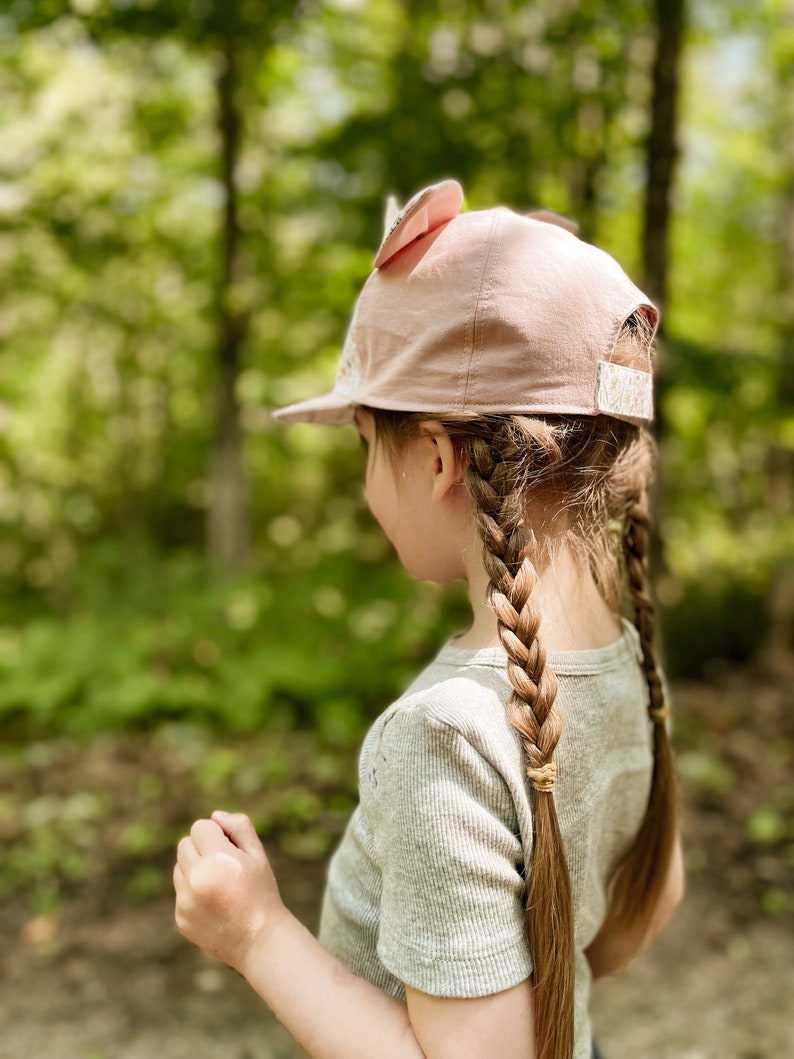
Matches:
[[527, 761, 557, 793], [649, 706, 669, 725]]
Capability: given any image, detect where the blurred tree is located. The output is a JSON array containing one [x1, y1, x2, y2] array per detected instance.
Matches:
[[209, 29, 250, 570], [0, 15, 218, 580], [764, 0, 794, 669], [303, 0, 657, 227], [0, 0, 792, 737], [8, 0, 299, 572], [642, 0, 686, 313], [81, 0, 299, 572]]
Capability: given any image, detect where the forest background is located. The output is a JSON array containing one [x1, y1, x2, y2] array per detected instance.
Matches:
[[0, 1, 792, 1057]]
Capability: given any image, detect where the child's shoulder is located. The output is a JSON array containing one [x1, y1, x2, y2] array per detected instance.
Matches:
[[359, 650, 522, 812], [372, 622, 644, 750], [374, 641, 517, 758]]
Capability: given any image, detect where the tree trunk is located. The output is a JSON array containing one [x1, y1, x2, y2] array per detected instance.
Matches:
[[641, 0, 685, 317], [764, 0, 794, 673], [572, 100, 605, 245], [207, 33, 250, 572]]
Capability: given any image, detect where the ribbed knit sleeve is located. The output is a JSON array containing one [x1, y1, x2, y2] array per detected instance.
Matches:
[[366, 703, 532, 998]]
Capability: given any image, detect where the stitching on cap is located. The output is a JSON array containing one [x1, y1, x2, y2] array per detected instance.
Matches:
[[455, 218, 492, 410], [466, 210, 503, 407], [459, 211, 502, 408]]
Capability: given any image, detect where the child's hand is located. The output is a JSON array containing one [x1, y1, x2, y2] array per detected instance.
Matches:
[[173, 810, 285, 973]]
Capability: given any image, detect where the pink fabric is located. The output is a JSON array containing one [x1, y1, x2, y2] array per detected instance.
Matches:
[[274, 180, 657, 426]]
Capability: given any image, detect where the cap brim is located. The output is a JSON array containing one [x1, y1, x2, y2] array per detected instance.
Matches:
[[271, 390, 355, 425]]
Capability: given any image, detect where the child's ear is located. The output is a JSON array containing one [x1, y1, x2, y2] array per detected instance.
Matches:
[[428, 431, 465, 504]]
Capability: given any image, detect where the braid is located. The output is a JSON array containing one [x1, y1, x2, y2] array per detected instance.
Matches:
[[367, 392, 676, 1059], [624, 501, 668, 724], [599, 489, 679, 936], [464, 426, 575, 1059]]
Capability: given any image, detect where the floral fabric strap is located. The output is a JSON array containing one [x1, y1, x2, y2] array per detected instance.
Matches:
[[595, 361, 654, 421]]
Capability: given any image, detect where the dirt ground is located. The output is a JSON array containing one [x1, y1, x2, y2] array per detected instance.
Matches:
[[2, 869, 793, 1059], [1, 673, 792, 1059]]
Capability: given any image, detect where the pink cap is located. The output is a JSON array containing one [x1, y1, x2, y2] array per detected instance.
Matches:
[[272, 180, 658, 426]]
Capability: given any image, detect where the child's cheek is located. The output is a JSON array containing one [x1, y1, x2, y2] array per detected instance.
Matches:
[[364, 474, 400, 542]]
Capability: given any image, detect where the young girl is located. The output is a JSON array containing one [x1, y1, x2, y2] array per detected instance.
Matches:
[[173, 179, 684, 1059]]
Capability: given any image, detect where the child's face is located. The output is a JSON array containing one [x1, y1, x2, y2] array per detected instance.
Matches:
[[354, 409, 468, 584]]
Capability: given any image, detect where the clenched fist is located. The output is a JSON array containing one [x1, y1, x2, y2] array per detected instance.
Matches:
[[174, 810, 286, 973]]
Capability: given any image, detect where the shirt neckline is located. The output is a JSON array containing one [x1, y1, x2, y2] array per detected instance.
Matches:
[[438, 619, 641, 676]]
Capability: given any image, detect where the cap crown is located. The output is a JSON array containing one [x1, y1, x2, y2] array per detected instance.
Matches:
[[273, 180, 657, 425]]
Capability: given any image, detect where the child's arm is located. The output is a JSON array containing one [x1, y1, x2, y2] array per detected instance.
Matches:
[[175, 811, 537, 1059], [174, 812, 425, 1059], [405, 982, 535, 1059], [585, 833, 685, 980]]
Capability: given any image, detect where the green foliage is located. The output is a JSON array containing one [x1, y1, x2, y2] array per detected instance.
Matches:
[[672, 678, 793, 920], [0, 0, 790, 747], [747, 806, 787, 845], [0, 724, 361, 906], [0, 542, 467, 735], [0, 0, 791, 934]]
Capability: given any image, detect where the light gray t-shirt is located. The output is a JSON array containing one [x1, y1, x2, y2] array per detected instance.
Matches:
[[319, 621, 653, 1059]]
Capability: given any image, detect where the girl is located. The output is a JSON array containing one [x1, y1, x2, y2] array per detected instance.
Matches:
[[173, 179, 684, 1059]]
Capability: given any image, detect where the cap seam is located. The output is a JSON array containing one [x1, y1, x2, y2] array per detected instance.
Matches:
[[466, 210, 504, 411], [455, 218, 492, 411]]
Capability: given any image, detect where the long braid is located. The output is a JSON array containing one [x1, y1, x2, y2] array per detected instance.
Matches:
[[624, 500, 667, 724], [600, 492, 679, 935], [464, 424, 575, 1059], [368, 396, 675, 1058]]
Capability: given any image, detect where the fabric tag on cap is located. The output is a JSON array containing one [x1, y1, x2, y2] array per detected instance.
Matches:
[[595, 361, 653, 420]]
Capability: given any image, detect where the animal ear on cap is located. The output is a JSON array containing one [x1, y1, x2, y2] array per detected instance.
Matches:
[[373, 179, 464, 268]]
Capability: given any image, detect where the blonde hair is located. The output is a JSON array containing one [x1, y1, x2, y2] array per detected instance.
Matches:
[[367, 317, 678, 1059]]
